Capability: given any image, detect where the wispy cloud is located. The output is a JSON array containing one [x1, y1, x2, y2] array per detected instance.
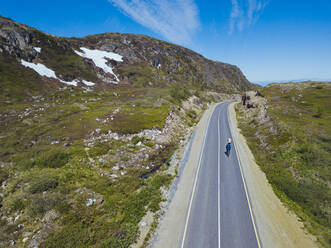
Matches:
[[109, 0, 200, 45], [229, 0, 268, 34]]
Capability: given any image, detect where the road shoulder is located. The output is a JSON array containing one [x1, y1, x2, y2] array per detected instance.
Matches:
[[228, 102, 318, 248]]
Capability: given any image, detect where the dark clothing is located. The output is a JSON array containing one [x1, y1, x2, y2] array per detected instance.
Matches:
[[225, 143, 231, 157]]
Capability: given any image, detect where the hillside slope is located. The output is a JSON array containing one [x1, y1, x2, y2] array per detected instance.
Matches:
[[236, 82, 331, 247], [0, 16, 255, 247], [0, 15, 253, 100]]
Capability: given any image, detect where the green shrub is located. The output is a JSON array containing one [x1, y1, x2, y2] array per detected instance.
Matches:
[[121, 155, 129, 162], [16, 148, 70, 170], [28, 194, 61, 217], [110, 105, 170, 134], [123, 189, 149, 224], [145, 141, 154, 148], [18, 159, 36, 170], [54, 201, 71, 214], [30, 177, 59, 194], [312, 107, 322, 118], [297, 142, 330, 167], [0, 168, 8, 184], [41, 222, 90, 248], [193, 90, 200, 97], [149, 193, 163, 212], [170, 84, 191, 103], [37, 148, 70, 168], [186, 109, 197, 119], [151, 174, 172, 189], [9, 198, 25, 212], [89, 142, 112, 157], [100, 223, 139, 248], [131, 136, 145, 145]]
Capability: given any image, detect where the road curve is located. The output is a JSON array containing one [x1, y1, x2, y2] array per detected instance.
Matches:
[[181, 102, 260, 248]]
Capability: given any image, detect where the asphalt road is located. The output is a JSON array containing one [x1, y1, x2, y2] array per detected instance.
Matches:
[[181, 102, 260, 248]]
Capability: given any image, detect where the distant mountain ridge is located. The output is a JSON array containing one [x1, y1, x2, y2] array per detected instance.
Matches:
[[254, 79, 331, 86]]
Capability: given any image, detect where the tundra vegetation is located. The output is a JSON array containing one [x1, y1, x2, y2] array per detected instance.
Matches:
[[0, 16, 254, 247], [236, 82, 331, 247]]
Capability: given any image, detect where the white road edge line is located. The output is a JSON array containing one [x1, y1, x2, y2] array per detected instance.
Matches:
[[217, 108, 221, 248], [227, 103, 262, 248], [180, 104, 217, 248]]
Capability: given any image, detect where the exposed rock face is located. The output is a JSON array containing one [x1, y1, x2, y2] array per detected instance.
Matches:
[[75, 33, 254, 91], [242, 91, 266, 109], [239, 91, 270, 148], [0, 15, 255, 93]]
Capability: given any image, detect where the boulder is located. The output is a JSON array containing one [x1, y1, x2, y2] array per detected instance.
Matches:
[[86, 198, 96, 206]]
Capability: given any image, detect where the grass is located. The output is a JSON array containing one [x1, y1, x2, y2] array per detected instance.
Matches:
[[29, 176, 59, 194], [170, 83, 191, 104], [36, 171, 172, 247], [0, 66, 186, 247], [236, 82, 331, 247], [110, 104, 171, 134], [0, 168, 8, 184], [118, 63, 155, 88]]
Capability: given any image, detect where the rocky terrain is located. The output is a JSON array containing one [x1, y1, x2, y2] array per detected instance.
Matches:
[[0, 16, 254, 247], [236, 82, 331, 247], [0, 15, 253, 97]]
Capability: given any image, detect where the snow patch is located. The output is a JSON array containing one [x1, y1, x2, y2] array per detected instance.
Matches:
[[34, 47, 41, 53], [21, 60, 57, 78], [60, 79, 78, 86], [82, 80, 95, 86], [74, 47, 123, 83], [21, 60, 78, 86]]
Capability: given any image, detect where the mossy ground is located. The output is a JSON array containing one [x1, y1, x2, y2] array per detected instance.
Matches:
[[0, 56, 182, 246], [236, 82, 331, 247]]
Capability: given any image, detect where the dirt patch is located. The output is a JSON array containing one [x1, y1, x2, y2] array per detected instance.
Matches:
[[131, 211, 155, 248]]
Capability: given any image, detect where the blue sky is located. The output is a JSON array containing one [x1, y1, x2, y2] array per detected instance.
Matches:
[[1, 0, 331, 84]]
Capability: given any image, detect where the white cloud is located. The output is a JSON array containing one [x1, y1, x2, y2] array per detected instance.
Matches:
[[229, 0, 268, 34], [109, 0, 200, 45]]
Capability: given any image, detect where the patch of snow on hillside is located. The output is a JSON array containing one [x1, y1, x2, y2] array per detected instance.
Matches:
[[21, 60, 57, 78], [34, 47, 41, 53], [74, 47, 123, 83], [60, 79, 78, 86], [21, 60, 78, 86], [82, 80, 95, 86]]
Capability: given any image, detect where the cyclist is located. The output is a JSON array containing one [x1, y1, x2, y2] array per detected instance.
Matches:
[[226, 138, 231, 156]]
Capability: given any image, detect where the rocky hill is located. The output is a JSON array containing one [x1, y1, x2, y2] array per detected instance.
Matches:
[[0, 15, 253, 102], [236, 82, 331, 247], [0, 16, 255, 247]]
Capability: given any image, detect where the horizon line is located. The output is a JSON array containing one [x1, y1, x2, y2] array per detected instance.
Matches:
[[253, 78, 331, 86]]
